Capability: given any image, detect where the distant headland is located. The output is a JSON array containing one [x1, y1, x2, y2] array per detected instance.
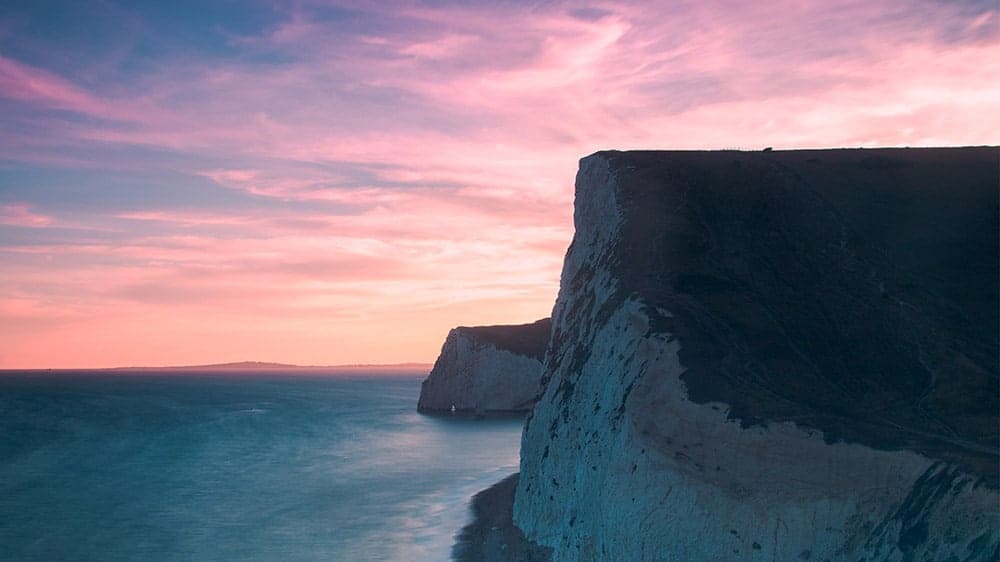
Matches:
[[1, 361, 433, 373]]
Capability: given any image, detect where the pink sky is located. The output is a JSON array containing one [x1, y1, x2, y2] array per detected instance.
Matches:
[[0, 0, 997, 368]]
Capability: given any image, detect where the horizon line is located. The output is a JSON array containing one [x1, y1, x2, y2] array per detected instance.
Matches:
[[0, 360, 434, 373]]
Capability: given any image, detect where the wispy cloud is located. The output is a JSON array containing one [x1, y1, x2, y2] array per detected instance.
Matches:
[[0, 203, 52, 227]]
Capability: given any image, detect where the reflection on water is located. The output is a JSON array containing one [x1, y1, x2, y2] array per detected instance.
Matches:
[[0, 372, 524, 562]]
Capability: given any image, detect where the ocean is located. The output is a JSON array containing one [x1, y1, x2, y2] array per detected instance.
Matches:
[[0, 371, 524, 561]]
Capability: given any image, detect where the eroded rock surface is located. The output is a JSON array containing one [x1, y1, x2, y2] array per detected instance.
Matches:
[[418, 319, 551, 414], [514, 148, 999, 561]]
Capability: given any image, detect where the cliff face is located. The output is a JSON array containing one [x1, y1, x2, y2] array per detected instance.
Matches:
[[418, 319, 551, 413], [514, 148, 999, 561]]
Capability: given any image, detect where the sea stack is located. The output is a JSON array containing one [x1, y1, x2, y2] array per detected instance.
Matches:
[[418, 318, 551, 414], [513, 148, 999, 560]]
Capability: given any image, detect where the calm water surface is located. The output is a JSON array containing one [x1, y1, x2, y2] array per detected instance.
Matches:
[[0, 372, 523, 561]]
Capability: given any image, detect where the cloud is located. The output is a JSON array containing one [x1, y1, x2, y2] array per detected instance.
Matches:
[[0, 0, 997, 367], [0, 203, 52, 227], [0, 56, 105, 114]]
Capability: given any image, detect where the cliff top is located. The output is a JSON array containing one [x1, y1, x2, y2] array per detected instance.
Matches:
[[575, 146, 998, 479], [456, 318, 552, 360]]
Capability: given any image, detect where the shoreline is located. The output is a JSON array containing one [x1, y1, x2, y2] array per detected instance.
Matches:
[[451, 473, 552, 562]]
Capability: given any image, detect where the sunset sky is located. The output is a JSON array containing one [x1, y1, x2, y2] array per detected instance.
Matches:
[[1, 0, 997, 368]]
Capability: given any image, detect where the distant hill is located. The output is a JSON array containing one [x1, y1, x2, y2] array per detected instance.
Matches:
[[99, 361, 433, 372]]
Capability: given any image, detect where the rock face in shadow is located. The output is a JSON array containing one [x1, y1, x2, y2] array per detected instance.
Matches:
[[513, 148, 999, 561], [418, 319, 551, 414]]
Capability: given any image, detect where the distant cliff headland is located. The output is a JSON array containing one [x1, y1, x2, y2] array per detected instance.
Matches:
[[418, 318, 551, 414], [447, 147, 999, 561]]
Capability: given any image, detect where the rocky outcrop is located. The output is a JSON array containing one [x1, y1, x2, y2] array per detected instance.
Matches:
[[514, 148, 999, 561], [417, 319, 551, 414]]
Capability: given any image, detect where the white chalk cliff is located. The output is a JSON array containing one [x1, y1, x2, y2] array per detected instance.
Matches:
[[418, 319, 551, 414], [513, 149, 999, 561]]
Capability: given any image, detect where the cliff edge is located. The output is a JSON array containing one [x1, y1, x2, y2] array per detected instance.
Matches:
[[418, 318, 551, 414], [514, 148, 999, 561]]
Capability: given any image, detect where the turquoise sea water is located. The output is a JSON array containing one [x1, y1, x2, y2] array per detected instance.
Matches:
[[0, 372, 523, 561]]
